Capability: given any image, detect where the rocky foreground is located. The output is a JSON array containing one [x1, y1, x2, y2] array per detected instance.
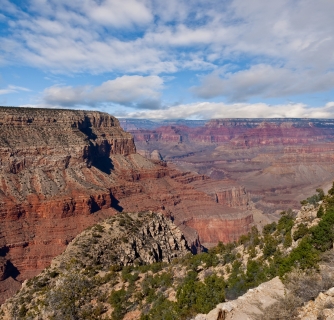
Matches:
[[0, 107, 256, 303], [3, 188, 334, 319], [0, 211, 191, 319]]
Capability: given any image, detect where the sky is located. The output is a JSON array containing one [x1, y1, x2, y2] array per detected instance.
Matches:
[[0, 0, 334, 119]]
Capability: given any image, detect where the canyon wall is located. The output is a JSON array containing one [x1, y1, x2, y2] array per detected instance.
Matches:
[[0, 108, 253, 303], [186, 214, 254, 244], [123, 118, 334, 214]]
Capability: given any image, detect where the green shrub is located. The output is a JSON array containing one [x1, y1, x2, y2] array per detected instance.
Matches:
[[277, 212, 294, 234], [263, 222, 277, 236], [263, 235, 277, 258], [176, 272, 225, 316], [279, 237, 319, 276], [244, 259, 268, 288], [293, 223, 309, 241], [45, 273, 93, 319], [49, 271, 59, 278], [311, 208, 334, 251], [141, 295, 178, 320], [19, 305, 28, 317], [317, 205, 324, 218], [93, 224, 104, 233], [283, 231, 292, 248], [301, 189, 324, 206], [109, 288, 130, 320]]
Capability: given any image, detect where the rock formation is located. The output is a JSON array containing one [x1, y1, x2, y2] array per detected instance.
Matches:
[[0, 212, 191, 319], [51, 211, 190, 269], [124, 118, 334, 213], [298, 287, 334, 319], [0, 107, 254, 303]]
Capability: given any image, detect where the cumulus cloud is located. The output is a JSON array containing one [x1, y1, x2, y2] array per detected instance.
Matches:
[[192, 65, 334, 101], [1, 0, 334, 109], [41, 75, 163, 109], [1, 0, 333, 77], [121, 101, 334, 120]]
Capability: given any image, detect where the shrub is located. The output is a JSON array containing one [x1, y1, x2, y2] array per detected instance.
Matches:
[[293, 223, 309, 241], [45, 273, 93, 319], [277, 212, 294, 234], [49, 271, 59, 278], [176, 272, 225, 316], [93, 224, 104, 233], [317, 205, 324, 218], [278, 237, 319, 276], [109, 288, 130, 320], [285, 271, 323, 302], [311, 208, 334, 251], [263, 235, 277, 258], [283, 231, 292, 248], [259, 293, 302, 320], [141, 295, 178, 320], [263, 222, 277, 236]]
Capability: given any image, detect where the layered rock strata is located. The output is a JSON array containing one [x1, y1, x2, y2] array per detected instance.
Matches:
[[125, 118, 334, 213], [0, 107, 254, 303]]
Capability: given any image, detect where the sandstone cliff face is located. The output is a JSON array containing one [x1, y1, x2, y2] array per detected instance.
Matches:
[[126, 118, 334, 214], [185, 215, 254, 244], [128, 119, 334, 147], [214, 186, 250, 208], [0, 107, 254, 304], [0, 108, 135, 173], [0, 107, 137, 302]]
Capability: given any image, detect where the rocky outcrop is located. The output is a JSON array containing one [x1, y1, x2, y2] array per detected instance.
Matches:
[[127, 118, 334, 147], [298, 287, 334, 319], [52, 211, 190, 269], [137, 149, 163, 161], [0, 212, 191, 319]]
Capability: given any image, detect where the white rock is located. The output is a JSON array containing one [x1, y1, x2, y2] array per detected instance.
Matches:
[[206, 308, 222, 320], [326, 287, 334, 297], [217, 302, 234, 312]]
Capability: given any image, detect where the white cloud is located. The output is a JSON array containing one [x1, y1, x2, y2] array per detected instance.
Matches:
[[0, 85, 30, 95], [88, 0, 153, 27], [0, 0, 20, 15], [1, 0, 334, 102], [120, 101, 334, 120], [192, 65, 334, 101], [41, 75, 163, 109]]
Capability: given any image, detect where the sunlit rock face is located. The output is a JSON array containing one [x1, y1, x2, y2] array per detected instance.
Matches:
[[124, 118, 334, 214], [0, 108, 254, 303]]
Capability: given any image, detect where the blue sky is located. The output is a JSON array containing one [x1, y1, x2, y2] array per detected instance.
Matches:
[[0, 0, 334, 119]]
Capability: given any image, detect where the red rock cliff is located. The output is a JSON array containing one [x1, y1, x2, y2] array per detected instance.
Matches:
[[0, 107, 254, 304]]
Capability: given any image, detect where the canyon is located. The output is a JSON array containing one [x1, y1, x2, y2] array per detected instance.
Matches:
[[0, 107, 254, 303], [121, 118, 334, 214]]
